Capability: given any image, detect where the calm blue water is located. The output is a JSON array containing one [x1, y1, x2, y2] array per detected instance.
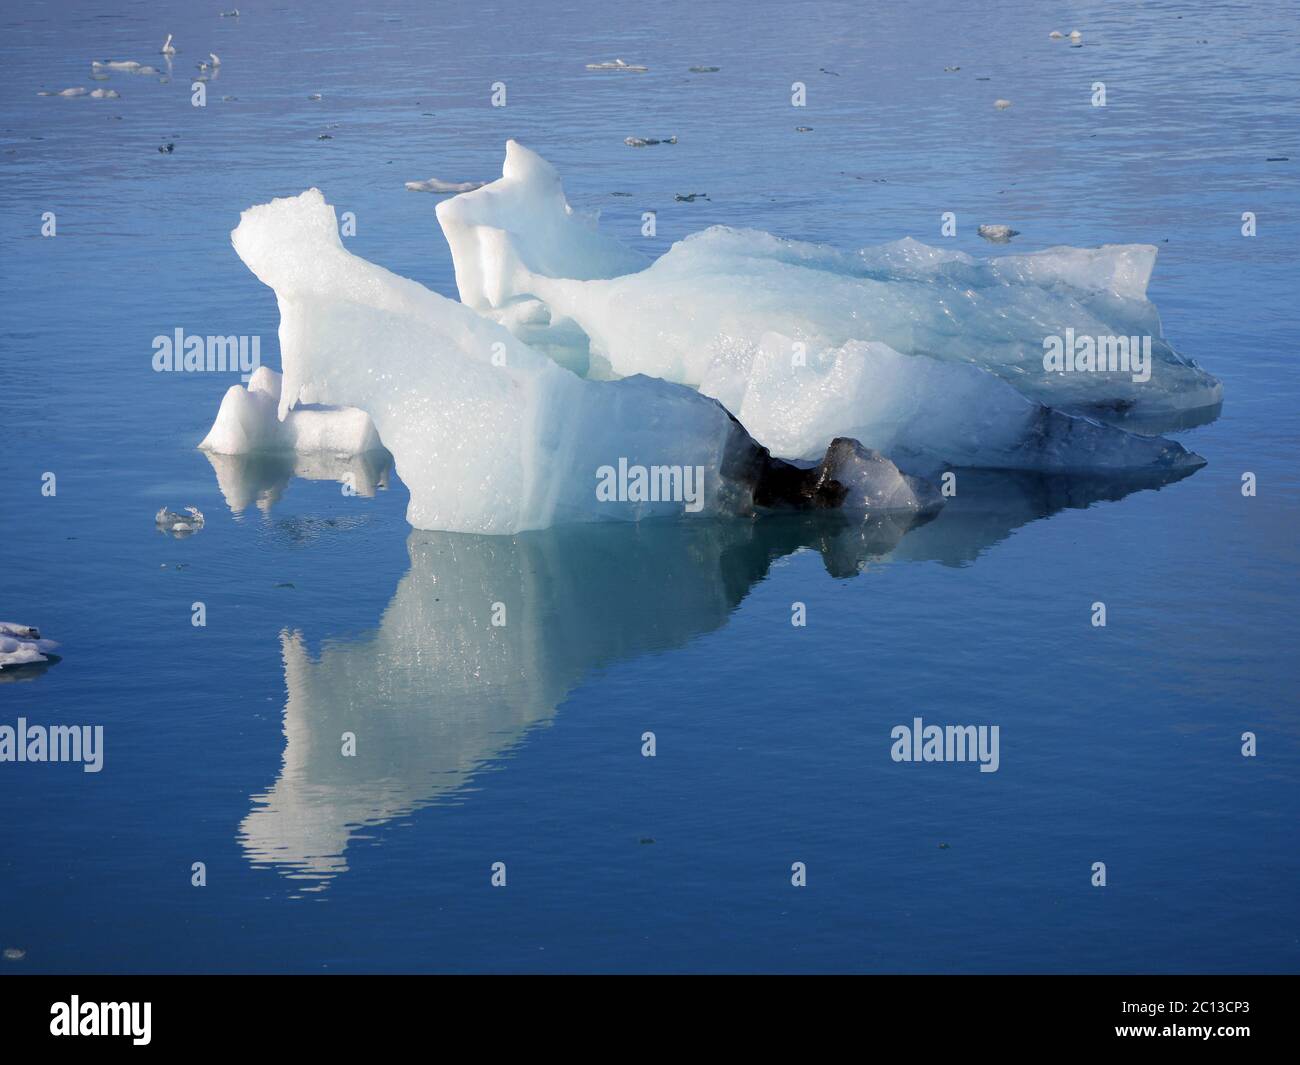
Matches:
[[1, 0, 1297, 973]]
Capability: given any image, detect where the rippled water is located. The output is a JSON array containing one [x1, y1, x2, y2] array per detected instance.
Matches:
[[1, 0, 1297, 972]]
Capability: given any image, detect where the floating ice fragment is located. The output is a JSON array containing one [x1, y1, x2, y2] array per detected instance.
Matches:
[[624, 135, 677, 147], [586, 58, 647, 72], [92, 60, 141, 72], [1049, 30, 1064, 39], [3, 948, 26, 961], [994, 98, 1012, 109], [89, 88, 120, 99], [405, 176, 486, 194], [0, 623, 61, 671], [155, 505, 205, 535], [978, 224, 1020, 243]]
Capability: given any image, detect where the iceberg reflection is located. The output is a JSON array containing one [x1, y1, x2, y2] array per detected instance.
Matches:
[[238, 512, 929, 887], [238, 463, 1197, 888], [203, 448, 394, 514]]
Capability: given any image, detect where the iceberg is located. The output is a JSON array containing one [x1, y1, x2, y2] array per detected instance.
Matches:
[[227, 189, 940, 534], [438, 142, 1221, 447]]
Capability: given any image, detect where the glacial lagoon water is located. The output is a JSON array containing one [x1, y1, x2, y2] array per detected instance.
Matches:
[[1, 0, 1297, 972]]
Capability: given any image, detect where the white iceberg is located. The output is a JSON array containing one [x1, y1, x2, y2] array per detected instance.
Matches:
[[439, 142, 1222, 433], [226, 188, 938, 534]]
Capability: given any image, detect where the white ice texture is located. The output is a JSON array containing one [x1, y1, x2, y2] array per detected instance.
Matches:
[[441, 142, 1217, 469], [200, 366, 382, 456], [228, 189, 935, 533]]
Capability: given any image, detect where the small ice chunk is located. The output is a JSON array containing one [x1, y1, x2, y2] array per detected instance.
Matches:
[[978, 224, 1020, 243], [1049, 30, 1064, 39], [92, 60, 141, 72], [586, 59, 648, 72], [56, 87, 89, 96], [156, 505, 206, 535], [0, 623, 61, 671], [405, 176, 486, 194], [89, 88, 120, 99], [624, 136, 677, 147], [994, 98, 1012, 109]]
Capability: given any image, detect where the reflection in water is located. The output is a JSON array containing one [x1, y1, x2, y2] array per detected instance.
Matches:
[[203, 449, 393, 514], [235, 462, 1199, 890], [238, 512, 927, 889]]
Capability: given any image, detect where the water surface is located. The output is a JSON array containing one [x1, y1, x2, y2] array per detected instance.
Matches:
[[1, 0, 1297, 972]]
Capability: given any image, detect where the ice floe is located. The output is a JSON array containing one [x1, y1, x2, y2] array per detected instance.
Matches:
[[978, 224, 1020, 243], [404, 176, 486, 194], [155, 505, 205, 535], [0, 623, 60, 672], [586, 58, 648, 72]]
